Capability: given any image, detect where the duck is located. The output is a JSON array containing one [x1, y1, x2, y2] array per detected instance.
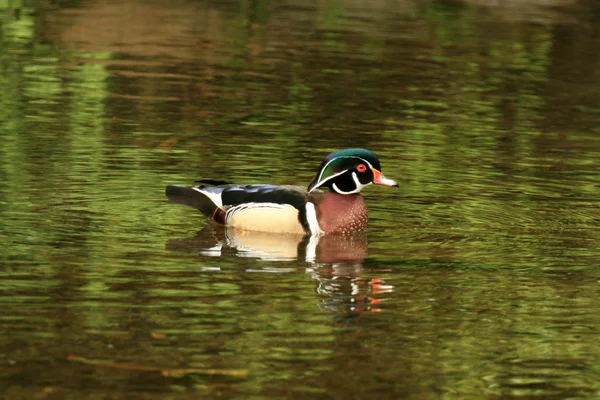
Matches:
[[165, 148, 398, 235]]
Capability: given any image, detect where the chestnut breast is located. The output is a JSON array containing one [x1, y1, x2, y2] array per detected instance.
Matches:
[[316, 193, 368, 234]]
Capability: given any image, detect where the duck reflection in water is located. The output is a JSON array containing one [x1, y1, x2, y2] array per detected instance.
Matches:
[[166, 227, 394, 313], [307, 264, 394, 314], [166, 225, 369, 263]]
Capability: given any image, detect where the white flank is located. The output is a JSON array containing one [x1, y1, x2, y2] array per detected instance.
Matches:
[[226, 203, 305, 234], [192, 187, 223, 208], [305, 202, 324, 235]]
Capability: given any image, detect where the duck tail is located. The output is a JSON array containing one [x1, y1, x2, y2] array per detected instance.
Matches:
[[165, 185, 222, 218]]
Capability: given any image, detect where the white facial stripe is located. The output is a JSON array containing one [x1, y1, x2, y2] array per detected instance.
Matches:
[[309, 170, 347, 193], [311, 156, 373, 192], [331, 182, 348, 194], [332, 182, 358, 195], [351, 172, 363, 190], [315, 156, 373, 183], [331, 172, 372, 195]]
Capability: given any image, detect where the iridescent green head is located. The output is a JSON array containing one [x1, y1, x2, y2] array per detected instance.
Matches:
[[308, 148, 398, 194]]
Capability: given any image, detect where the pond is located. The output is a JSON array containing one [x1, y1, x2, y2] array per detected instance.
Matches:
[[2, 0, 600, 398]]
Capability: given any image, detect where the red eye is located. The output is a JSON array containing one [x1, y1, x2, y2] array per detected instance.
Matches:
[[357, 164, 367, 173]]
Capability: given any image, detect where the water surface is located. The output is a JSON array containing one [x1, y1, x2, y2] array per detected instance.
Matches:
[[2, 0, 600, 398]]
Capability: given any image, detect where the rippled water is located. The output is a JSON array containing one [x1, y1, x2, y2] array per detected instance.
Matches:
[[2, 0, 600, 398]]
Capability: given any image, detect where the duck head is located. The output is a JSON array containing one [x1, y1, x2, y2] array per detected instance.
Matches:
[[308, 148, 398, 194]]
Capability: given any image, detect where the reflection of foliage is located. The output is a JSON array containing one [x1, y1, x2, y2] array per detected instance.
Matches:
[[284, 75, 313, 123], [1, 0, 599, 275], [2, 0, 600, 397]]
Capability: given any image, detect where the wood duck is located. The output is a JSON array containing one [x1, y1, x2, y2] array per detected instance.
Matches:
[[165, 148, 398, 235]]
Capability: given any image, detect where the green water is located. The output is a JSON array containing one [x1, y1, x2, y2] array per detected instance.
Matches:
[[2, 0, 600, 398]]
